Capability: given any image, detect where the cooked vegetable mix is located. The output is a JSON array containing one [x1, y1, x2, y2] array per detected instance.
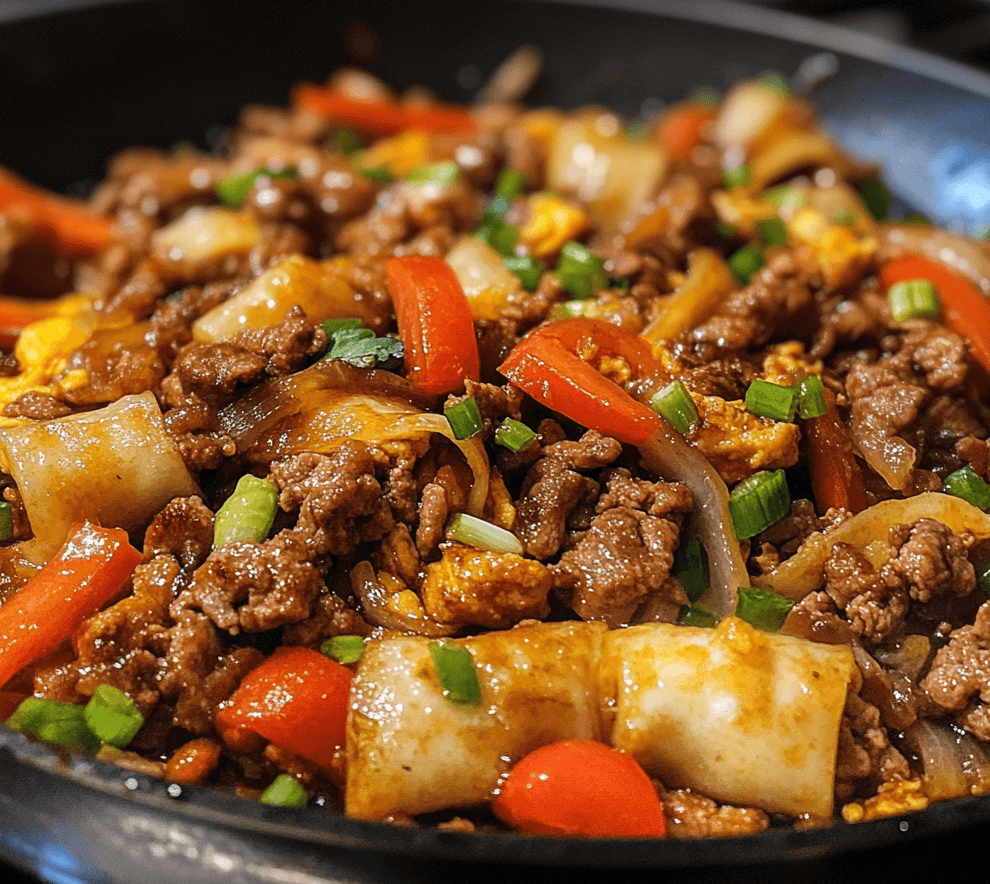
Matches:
[[0, 62, 989, 839]]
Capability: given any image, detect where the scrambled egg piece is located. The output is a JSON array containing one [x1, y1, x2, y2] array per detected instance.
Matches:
[[356, 129, 431, 178], [517, 193, 589, 258], [787, 206, 876, 290], [0, 293, 94, 427], [841, 779, 929, 823]]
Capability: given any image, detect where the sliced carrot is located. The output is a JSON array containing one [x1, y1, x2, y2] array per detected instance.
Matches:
[[655, 102, 717, 162], [804, 387, 868, 515]]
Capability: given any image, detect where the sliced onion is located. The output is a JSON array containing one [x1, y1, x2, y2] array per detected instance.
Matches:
[[637, 426, 749, 619], [151, 206, 260, 266], [713, 80, 791, 149], [903, 719, 990, 802], [747, 129, 866, 192], [756, 493, 990, 600], [444, 235, 521, 322], [349, 559, 452, 637], [877, 224, 990, 298]]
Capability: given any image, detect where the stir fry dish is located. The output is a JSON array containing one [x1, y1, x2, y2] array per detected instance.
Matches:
[[1, 63, 990, 840]]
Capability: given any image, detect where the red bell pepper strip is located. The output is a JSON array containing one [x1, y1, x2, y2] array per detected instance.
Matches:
[[291, 84, 478, 139], [498, 318, 662, 445], [491, 739, 668, 838], [655, 102, 717, 162], [879, 254, 990, 376], [214, 646, 352, 770], [0, 166, 114, 256], [385, 255, 481, 397], [0, 522, 141, 690], [804, 387, 868, 516], [0, 296, 51, 350]]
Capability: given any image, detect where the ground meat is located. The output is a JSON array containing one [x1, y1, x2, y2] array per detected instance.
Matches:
[[171, 640, 263, 734], [444, 380, 524, 442], [834, 692, 910, 801], [781, 591, 856, 647], [920, 600, 990, 722], [143, 496, 215, 570], [146, 280, 238, 364], [2, 391, 72, 420], [414, 480, 449, 557], [823, 542, 909, 645], [230, 306, 326, 376], [170, 340, 268, 403], [885, 519, 976, 603], [660, 788, 770, 839], [514, 430, 622, 558]]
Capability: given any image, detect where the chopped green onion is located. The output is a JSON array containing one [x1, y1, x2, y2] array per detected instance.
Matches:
[[978, 560, 990, 595], [84, 684, 144, 748], [214, 474, 279, 547], [716, 221, 737, 239], [0, 500, 12, 542], [358, 164, 395, 185], [474, 218, 519, 256], [649, 380, 700, 434], [504, 255, 546, 291], [321, 317, 364, 337], [216, 167, 298, 209], [333, 128, 363, 156], [943, 465, 990, 511], [745, 379, 798, 422], [260, 774, 308, 808], [406, 159, 461, 187], [495, 168, 526, 201], [757, 72, 790, 95], [324, 328, 404, 371], [756, 216, 787, 246], [610, 275, 631, 295], [728, 243, 764, 286], [494, 418, 536, 453], [7, 697, 101, 755], [796, 375, 827, 419], [550, 300, 594, 321], [445, 512, 524, 555], [722, 164, 752, 190], [762, 183, 806, 215], [830, 209, 856, 226], [429, 639, 483, 708], [483, 194, 513, 222], [678, 605, 717, 628], [858, 178, 891, 221], [735, 586, 794, 632], [673, 537, 708, 603], [888, 279, 941, 322], [728, 469, 790, 539], [689, 87, 721, 107], [556, 241, 609, 298], [444, 397, 483, 440], [321, 635, 367, 665]]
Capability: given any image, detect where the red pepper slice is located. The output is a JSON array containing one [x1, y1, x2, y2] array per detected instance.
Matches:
[[492, 739, 667, 838], [215, 646, 352, 770], [498, 318, 662, 445], [879, 254, 990, 375], [291, 84, 478, 139], [804, 387, 868, 516], [655, 102, 717, 162], [0, 522, 141, 690], [386, 255, 481, 397], [0, 166, 114, 256]]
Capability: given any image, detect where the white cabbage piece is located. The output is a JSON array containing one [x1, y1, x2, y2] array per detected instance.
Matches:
[[0, 391, 200, 563], [345, 621, 607, 820], [600, 617, 858, 818]]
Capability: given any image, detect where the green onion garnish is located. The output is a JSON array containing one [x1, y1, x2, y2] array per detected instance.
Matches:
[[673, 537, 708, 603], [406, 160, 461, 187], [504, 255, 546, 291], [429, 640, 483, 708], [796, 375, 827, 419], [0, 500, 12, 542], [758, 72, 790, 95], [84, 684, 144, 748], [474, 218, 519, 256], [728, 469, 790, 539], [858, 178, 891, 221], [260, 774, 308, 808], [495, 167, 526, 201], [214, 474, 279, 547], [333, 128, 363, 156], [323, 327, 404, 371], [216, 167, 298, 209], [888, 279, 940, 322], [550, 300, 592, 320], [7, 697, 101, 755], [444, 397, 483, 440], [735, 586, 794, 632], [728, 243, 764, 286], [745, 379, 798, 422], [761, 183, 806, 215], [556, 241, 609, 298], [321, 635, 367, 665], [943, 465, 990, 511], [494, 418, 536, 453], [483, 195, 513, 223], [830, 209, 856, 226], [722, 164, 752, 190], [445, 512, 524, 555], [649, 380, 700, 434], [978, 560, 990, 595], [358, 164, 395, 185], [716, 221, 737, 239], [678, 605, 717, 628], [756, 216, 787, 246]]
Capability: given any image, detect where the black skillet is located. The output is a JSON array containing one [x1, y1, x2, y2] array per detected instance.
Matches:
[[1, 2, 989, 882]]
